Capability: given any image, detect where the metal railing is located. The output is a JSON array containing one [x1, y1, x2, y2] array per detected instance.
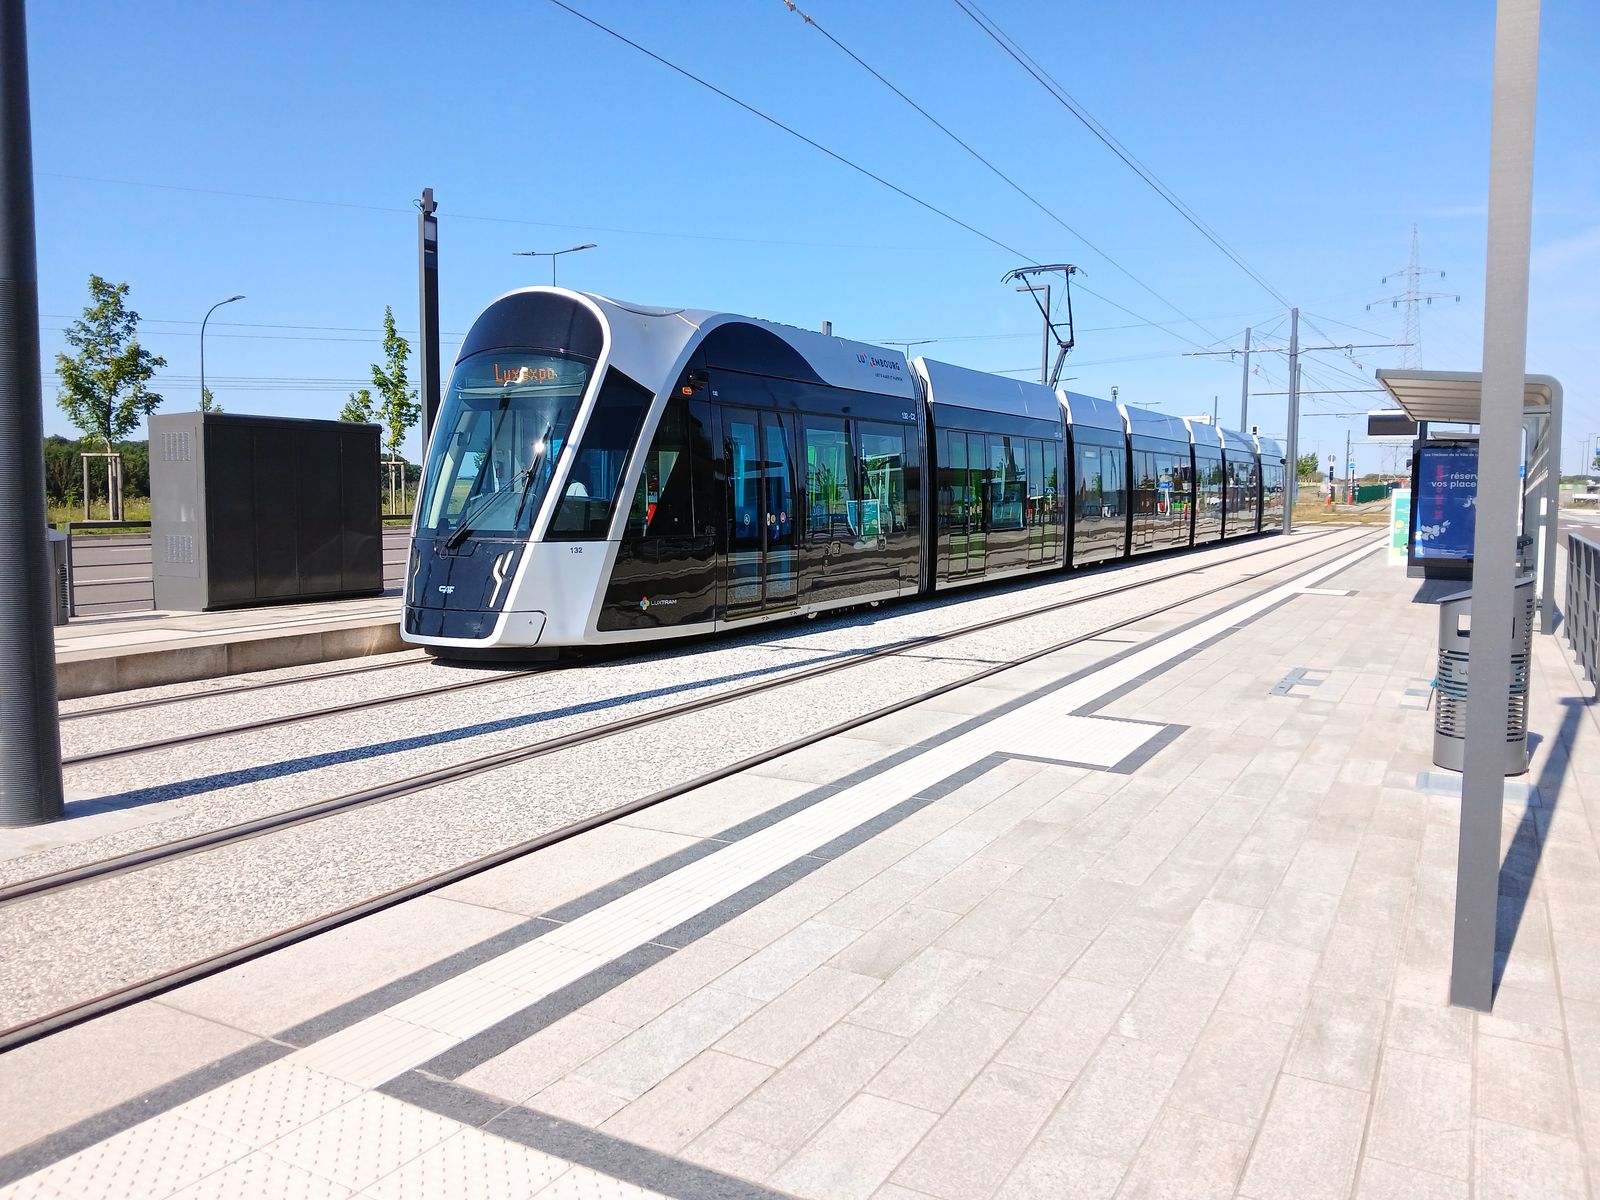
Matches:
[[1568, 530, 1599, 690]]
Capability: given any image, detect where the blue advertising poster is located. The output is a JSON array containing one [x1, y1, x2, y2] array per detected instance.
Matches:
[[1413, 443, 1478, 561]]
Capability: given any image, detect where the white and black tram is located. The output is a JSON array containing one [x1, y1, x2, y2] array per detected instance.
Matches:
[[403, 288, 1285, 652]]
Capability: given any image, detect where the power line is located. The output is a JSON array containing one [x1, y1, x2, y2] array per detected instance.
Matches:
[[546, 0, 1035, 263], [36, 171, 1032, 255], [779, 0, 1223, 348], [545, 1, 1210, 352], [954, 0, 1291, 309]]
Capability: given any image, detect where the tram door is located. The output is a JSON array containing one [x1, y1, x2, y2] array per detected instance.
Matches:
[[721, 407, 798, 616], [1131, 449, 1156, 550], [940, 431, 988, 580]]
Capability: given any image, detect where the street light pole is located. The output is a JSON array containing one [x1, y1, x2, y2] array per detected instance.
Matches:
[[199, 294, 245, 408], [512, 243, 597, 286]]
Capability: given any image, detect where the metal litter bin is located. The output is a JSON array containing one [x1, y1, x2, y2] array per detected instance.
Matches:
[[1433, 576, 1533, 775], [45, 528, 71, 626]]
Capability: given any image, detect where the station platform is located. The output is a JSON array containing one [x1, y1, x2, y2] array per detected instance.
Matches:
[[5, 531, 1598, 1199], [54, 593, 406, 700]]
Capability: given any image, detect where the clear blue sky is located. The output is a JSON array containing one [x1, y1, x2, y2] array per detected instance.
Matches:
[[26, 1, 1599, 474]]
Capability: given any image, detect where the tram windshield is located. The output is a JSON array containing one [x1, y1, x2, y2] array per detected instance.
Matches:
[[417, 351, 593, 540]]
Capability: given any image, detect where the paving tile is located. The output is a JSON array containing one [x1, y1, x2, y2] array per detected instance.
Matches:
[[770, 1094, 939, 1200], [0, 1000, 260, 1157], [1027, 1035, 1183, 1163], [1472, 1118, 1587, 1200], [1115, 1108, 1252, 1200], [163, 897, 525, 1038], [1474, 1034, 1575, 1137], [933, 888, 1052, 960], [438, 824, 701, 918], [1383, 998, 1471, 1062], [1112, 952, 1230, 1056], [679, 1124, 787, 1183], [526, 1074, 629, 1126], [1217, 940, 1320, 1026], [1169, 898, 1260, 967], [849, 946, 989, 1038], [995, 975, 1131, 1083], [821, 868, 939, 931], [1285, 988, 1386, 1091], [1478, 981, 1566, 1047], [889, 1065, 1063, 1200], [713, 966, 881, 1068], [707, 879, 849, 951], [457, 1012, 631, 1105], [579, 937, 755, 1028], [598, 1050, 773, 1153], [1248, 889, 1337, 953], [829, 905, 959, 980], [1068, 915, 1180, 989], [266, 1092, 459, 1192], [1316, 921, 1404, 996], [1353, 1158, 1466, 1200], [716, 1021, 905, 1153], [710, 922, 859, 1002], [1169, 1009, 1294, 1127], [362, 1128, 569, 1200], [913, 857, 1021, 916], [867, 997, 1024, 1112], [573, 986, 763, 1101], [1365, 1047, 1471, 1181], [1237, 1074, 1369, 1200], [1033, 876, 1137, 939]]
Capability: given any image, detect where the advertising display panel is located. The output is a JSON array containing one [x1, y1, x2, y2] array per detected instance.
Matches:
[[1408, 440, 1479, 579]]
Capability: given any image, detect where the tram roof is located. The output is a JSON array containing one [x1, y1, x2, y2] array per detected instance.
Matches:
[[1122, 404, 1191, 445], [1060, 390, 1123, 435], [917, 358, 1064, 424]]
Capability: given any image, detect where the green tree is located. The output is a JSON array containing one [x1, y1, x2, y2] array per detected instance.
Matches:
[[340, 386, 375, 425], [199, 386, 222, 414], [1296, 452, 1319, 481], [55, 275, 166, 519], [370, 306, 420, 463]]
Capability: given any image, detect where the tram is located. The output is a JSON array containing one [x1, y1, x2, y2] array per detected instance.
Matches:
[[402, 288, 1284, 651]]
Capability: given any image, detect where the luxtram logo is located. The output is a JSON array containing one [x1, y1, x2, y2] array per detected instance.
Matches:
[[856, 353, 904, 372], [638, 597, 678, 611]]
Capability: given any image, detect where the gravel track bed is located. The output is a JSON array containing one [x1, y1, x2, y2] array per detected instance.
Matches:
[[0, 531, 1367, 1027], [17, 533, 1355, 891]]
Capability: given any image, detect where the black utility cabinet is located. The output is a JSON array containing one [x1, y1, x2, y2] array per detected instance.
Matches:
[[151, 412, 383, 611]]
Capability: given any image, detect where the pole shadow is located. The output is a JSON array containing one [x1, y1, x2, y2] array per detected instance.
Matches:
[[1492, 697, 1590, 999]]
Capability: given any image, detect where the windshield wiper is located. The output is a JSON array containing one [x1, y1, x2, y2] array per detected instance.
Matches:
[[512, 424, 554, 530]]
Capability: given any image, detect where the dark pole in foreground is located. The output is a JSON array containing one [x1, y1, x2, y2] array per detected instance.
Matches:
[[0, 0, 64, 826], [1450, 0, 1541, 1012], [416, 187, 441, 458]]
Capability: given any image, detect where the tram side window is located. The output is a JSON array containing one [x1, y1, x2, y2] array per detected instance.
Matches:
[[1076, 439, 1123, 519], [858, 422, 906, 535], [804, 418, 856, 540], [624, 396, 695, 539], [989, 436, 1025, 530], [548, 369, 653, 538]]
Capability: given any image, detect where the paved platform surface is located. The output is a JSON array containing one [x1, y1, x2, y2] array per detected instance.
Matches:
[[5, 535, 1599, 1199], [54, 593, 405, 699]]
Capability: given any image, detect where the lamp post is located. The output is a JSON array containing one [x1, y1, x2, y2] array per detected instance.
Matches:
[[513, 244, 596, 286], [200, 294, 245, 408]]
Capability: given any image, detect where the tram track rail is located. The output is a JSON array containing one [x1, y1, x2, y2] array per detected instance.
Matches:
[[59, 653, 433, 722], [0, 529, 1374, 1051], [24, 530, 1357, 906], [60, 530, 1340, 764]]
